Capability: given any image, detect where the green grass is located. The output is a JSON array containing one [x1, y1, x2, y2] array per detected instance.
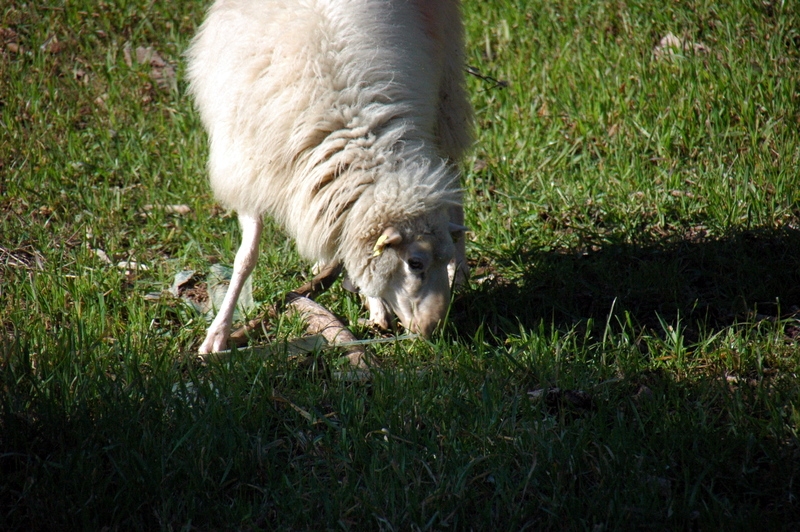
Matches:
[[2, 0, 799, 529]]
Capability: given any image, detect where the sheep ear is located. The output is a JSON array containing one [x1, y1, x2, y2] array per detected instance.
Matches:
[[372, 227, 403, 257], [449, 223, 469, 242]]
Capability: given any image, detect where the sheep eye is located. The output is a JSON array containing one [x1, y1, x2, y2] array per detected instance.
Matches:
[[407, 258, 425, 271]]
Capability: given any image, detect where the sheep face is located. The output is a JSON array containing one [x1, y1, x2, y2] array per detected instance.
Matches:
[[362, 219, 459, 337]]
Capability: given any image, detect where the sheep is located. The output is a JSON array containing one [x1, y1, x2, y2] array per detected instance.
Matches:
[[186, 0, 473, 354]]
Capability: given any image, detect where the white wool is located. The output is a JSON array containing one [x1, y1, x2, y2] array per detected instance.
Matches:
[[186, 0, 472, 300]]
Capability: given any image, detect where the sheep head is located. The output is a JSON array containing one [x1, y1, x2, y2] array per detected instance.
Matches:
[[356, 216, 465, 337]]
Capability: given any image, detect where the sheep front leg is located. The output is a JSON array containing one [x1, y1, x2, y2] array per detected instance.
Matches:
[[366, 296, 393, 331], [199, 213, 263, 354]]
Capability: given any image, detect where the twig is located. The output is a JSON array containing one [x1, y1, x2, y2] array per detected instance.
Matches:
[[465, 65, 509, 90], [292, 262, 344, 298]]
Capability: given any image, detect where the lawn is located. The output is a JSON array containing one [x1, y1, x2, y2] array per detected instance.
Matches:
[[2, 0, 800, 529]]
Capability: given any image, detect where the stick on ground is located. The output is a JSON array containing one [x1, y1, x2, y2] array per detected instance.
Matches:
[[284, 292, 366, 368], [225, 261, 366, 367]]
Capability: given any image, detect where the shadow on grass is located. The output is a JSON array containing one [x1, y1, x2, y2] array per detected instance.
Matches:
[[447, 225, 800, 527], [453, 224, 800, 340]]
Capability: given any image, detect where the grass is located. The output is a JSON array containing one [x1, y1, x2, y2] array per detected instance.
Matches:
[[1, 0, 799, 529]]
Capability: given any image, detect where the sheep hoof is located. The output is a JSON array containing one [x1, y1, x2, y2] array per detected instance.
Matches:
[[198, 329, 230, 355], [365, 296, 393, 330]]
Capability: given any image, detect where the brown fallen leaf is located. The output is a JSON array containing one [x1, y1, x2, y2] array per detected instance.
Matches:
[[123, 42, 177, 92], [0, 27, 18, 42], [136, 46, 176, 92], [41, 35, 67, 54]]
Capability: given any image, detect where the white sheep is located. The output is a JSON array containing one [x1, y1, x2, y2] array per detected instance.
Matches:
[[186, 0, 473, 354]]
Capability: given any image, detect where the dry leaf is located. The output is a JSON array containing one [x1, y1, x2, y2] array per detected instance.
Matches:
[[73, 68, 89, 84], [654, 33, 710, 60], [94, 93, 108, 109], [143, 204, 191, 215], [117, 260, 149, 271], [1, 28, 19, 53], [0, 246, 44, 270], [123, 42, 133, 67], [0, 27, 18, 42], [94, 249, 111, 264], [123, 42, 177, 92], [41, 35, 67, 54], [139, 45, 176, 91], [537, 99, 550, 118]]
